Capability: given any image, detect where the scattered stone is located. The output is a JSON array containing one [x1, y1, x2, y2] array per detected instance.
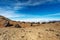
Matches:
[[49, 29, 55, 32], [15, 24, 22, 28], [21, 36, 24, 38], [56, 34, 60, 37]]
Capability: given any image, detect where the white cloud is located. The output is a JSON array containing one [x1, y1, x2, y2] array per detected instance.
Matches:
[[13, 17, 60, 22], [13, 0, 60, 10], [15, 0, 53, 6], [0, 8, 25, 18], [0, 0, 59, 10], [14, 13, 60, 22], [0, 0, 60, 22], [0, 8, 60, 22], [15, 0, 60, 6]]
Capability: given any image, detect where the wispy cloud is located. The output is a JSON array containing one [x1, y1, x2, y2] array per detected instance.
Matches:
[[44, 13, 60, 17], [0, 0, 60, 10], [0, 8, 25, 18], [18, 13, 60, 22], [12, 0, 60, 10], [0, 0, 60, 22], [12, 17, 60, 22], [15, 0, 60, 6]]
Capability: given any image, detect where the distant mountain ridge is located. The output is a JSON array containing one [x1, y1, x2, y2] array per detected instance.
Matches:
[[0, 15, 60, 28]]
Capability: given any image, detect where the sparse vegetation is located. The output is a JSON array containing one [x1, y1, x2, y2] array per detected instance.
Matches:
[[48, 21, 55, 23], [36, 22, 40, 24], [41, 22, 46, 24]]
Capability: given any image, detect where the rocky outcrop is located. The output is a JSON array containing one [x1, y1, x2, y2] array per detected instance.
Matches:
[[15, 24, 22, 28], [0, 15, 11, 21], [4, 21, 13, 27], [0, 15, 22, 28]]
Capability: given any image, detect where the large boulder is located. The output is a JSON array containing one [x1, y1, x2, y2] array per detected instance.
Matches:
[[4, 21, 13, 27]]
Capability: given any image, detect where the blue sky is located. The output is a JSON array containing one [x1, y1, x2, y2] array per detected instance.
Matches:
[[0, 0, 60, 22]]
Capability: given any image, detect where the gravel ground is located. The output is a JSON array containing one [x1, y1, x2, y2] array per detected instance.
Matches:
[[0, 26, 60, 40]]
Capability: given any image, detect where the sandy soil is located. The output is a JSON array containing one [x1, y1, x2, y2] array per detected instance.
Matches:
[[0, 25, 60, 40]]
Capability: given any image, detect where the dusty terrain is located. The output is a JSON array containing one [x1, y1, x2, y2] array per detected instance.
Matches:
[[0, 15, 60, 40], [0, 25, 60, 40]]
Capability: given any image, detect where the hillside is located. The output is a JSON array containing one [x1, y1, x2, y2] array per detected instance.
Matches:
[[0, 15, 60, 40]]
